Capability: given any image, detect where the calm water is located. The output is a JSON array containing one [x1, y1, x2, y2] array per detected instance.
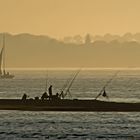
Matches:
[[0, 69, 140, 140]]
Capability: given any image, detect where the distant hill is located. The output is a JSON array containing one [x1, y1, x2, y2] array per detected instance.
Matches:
[[0, 33, 140, 68]]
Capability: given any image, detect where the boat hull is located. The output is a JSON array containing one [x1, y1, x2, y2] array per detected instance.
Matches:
[[0, 75, 14, 79], [0, 99, 140, 111]]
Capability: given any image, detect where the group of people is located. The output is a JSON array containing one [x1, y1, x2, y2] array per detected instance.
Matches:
[[22, 85, 61, 101]]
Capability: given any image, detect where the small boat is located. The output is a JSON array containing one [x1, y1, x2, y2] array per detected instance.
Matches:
[[0, 34, 14, 79], [0, 79, 139, 111], [0, 70, 139, 111], [0, 98, 139, 111]]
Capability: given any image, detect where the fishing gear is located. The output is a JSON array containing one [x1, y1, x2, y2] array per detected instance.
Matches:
[[60, 69, 81, 99], [95, 71, 119, 100]]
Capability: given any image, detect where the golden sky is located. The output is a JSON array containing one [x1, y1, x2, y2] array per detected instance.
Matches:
[[0, 0, 140, 38]]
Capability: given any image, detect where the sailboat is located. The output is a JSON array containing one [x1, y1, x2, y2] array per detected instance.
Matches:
[[0, 34, 14, 79]]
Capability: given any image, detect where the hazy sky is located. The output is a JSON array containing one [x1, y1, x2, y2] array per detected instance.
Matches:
[[0, 0, 140, 38]]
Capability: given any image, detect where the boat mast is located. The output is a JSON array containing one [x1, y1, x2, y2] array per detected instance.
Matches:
[[0, 47, 3, 75], [3, 34, 6, 75]]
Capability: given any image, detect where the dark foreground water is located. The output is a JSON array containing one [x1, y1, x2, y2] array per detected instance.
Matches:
[[0, 69, 140, 140]]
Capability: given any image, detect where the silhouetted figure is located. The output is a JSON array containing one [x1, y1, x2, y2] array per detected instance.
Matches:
[[3, 70, 6, 75], [35, 96, 39, 101], [41, 92, 48, 101], [48, 85, 53, 97], [56, 93, 59, 97], [102, 89, 108, 98], [22, 94, 27, 101], [56, 93, 60, 99], [49, 93, 60, 100], [60, 91, 64, 99]]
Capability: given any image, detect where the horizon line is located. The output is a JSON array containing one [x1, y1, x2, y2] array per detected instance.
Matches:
[[5, 67, 140, 71]]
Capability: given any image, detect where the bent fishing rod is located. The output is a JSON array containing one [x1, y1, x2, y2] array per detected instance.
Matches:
[[95, 71, 119, 100]]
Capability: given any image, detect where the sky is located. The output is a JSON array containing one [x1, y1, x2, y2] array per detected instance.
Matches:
[[0, 0, 140, 38]]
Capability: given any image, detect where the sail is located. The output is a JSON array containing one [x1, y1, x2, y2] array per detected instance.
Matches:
[[0, 34, 14, 79], [2, 34, 6, 74], [0, 47, 4, 75]]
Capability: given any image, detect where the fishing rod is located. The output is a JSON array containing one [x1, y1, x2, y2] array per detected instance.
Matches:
[[64, 69, 80, 98], [124, 75, 137, 93], [95, 71, 119, 100], [61, 69, 81, 99], [60, 72, 75, 93], [59, 73, 75, 98], [44, 70, 48, 92]]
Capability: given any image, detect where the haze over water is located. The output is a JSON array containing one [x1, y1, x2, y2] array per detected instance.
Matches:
[[1, 0, 140, 139], [0, 69, 140, 139]]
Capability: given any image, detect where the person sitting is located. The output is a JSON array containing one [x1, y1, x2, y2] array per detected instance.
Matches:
[[41, 92, 49, 101], [102, 89, 109, 99], [22, 94, 27, 101], [56, 93, 59, 97], [34, 96, 39, 102]]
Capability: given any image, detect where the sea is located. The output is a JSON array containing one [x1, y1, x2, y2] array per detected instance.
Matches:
[[0, 69, 140, 140]]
